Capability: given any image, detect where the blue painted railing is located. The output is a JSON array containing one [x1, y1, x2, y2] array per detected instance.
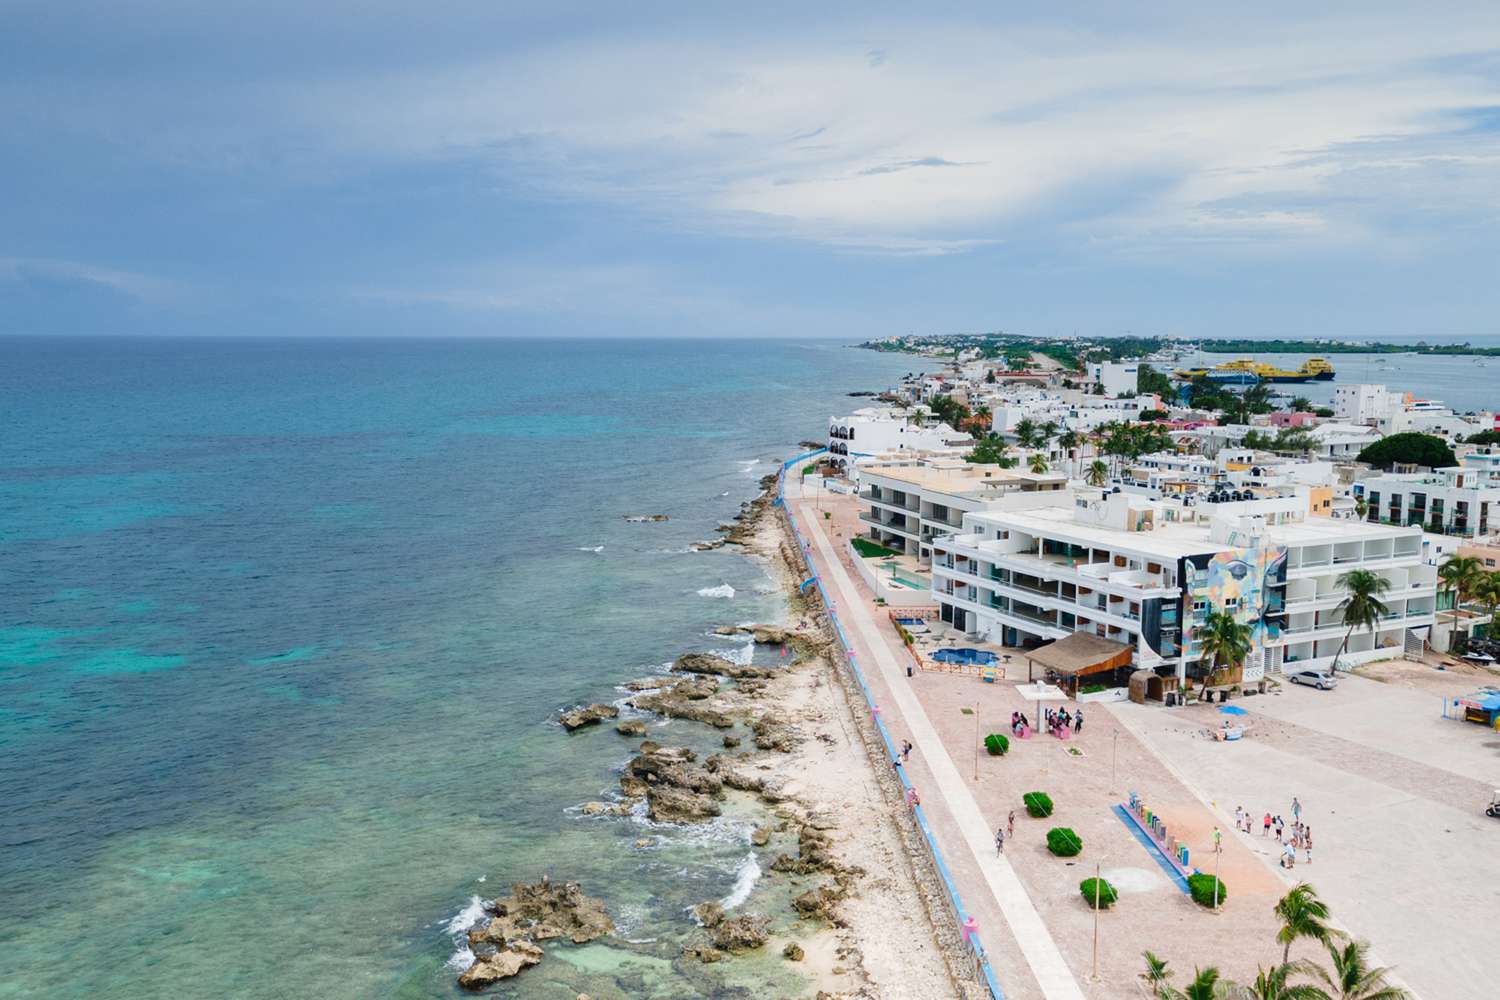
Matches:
[[776, 452, 1007, 1000]]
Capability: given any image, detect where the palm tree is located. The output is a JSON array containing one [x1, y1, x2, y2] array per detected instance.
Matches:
[[1014, 417, 1040, 449], [1309, 939, 1411, 1000], [1086, 459, 1109, 487], [1437, 554, 1483, 649], [1472, 570, 1500, 638], [1229, 961, 1331, 1000], [1142, 950, 1174, 995], [1274, 883, 1336, 966], [1353, 498, 1368, 521], [1195, 610, 1251, 697], [1289, 396, 1314, 413], [1143, 954, 1234, 1000], [1029, 453, 1050, 474], [1040, 420, 1060, 449], [1328, 570, 1390, 674]]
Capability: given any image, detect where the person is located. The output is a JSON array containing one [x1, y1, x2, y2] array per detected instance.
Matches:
[[995, 826, 1005, 855], [1282, 841, 1296, 869], [902, 740, 913, 762], [1304, 827, 1313, 864], [1292, 795, 1302, 822], [1263, 812, 1272, 837], [1274, 816, 1284, 843], [1007, 809, 1015, 839], [1074, 708, 1083, 733], [1212, 826, 1222, 852], [1234, 806, 1244, 832]]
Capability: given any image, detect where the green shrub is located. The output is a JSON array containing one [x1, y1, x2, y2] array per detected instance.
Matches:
[[851, 537, 900, 558], [1079, 877, 1117, 908], [983, 733, 1009, 756], [1047, 827, 1083, 857], [1187, 873, 1227, 908], [1023, 791, 1053, 818], [1079, 683, 1107, 694]]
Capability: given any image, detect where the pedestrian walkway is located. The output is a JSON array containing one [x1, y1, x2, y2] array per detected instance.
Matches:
[[789, 479, 1086, 1000]]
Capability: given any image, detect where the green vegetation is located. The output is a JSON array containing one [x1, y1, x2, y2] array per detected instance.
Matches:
[[1046, 827, 1083, 857], [1186, 873, 1227, 908], [983, 733, 1009, 756], [927, 394, 970, 428], [1274, 883, 1335, 965], [1329, 570, 1390, 673], [801, 464, 816, 476], [1028, 453, 1051, 474], [1086, 459, 1109, 487], [1356, 432, 1457, 470], [1138, 408, 1169, 421], [1079, 682, 1108, 694], [1243, 428, 1318, 455], [1196, 611, 1251, 696], [861, 332, 1500, 362], [1137, 364, 1175, 398], [1023, 791, 1053, 817], [1313, 407, 1335, 418], [965, 432, 1017, 467], [851, 537, 900, 559], [1079, 877, 1117, 908], [1468, 429, 1500, 446]]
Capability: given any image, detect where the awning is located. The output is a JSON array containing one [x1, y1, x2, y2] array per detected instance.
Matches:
[[1025, 632, 1134, 679]]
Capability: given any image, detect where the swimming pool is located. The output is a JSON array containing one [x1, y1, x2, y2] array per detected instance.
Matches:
[[931, 647, 999, 665]]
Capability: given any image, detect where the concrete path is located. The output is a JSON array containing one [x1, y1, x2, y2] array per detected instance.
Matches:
[[789, 479, 1086, 1000]]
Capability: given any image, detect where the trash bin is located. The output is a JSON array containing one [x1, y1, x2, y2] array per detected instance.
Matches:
[[1165, 692, 1176, 707]]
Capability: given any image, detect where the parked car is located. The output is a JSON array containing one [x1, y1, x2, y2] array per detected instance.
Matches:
[[1288, 670, 1337, 690]]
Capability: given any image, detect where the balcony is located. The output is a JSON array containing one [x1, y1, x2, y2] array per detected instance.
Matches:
[[1010, 605, 1059, 627]]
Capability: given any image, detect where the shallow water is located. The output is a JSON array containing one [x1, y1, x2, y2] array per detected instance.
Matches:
[[0, 336, 916, 999]]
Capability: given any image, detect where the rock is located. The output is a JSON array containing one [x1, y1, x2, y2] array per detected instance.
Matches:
[[668, 675, 721, 700], [624, 746, 722, 795], [722, 734, 741, 749], [458, 941, 544, 989], [783, 942, 805, 962], [750, 712, 799, 752], [716, 766, 766, 794], [629, 687, 735, 728], [624, 514, 669, 522], [647, 785, 721, 823], [559, 703, 619, 732], [622, 678, 667, 691], [684, 944, 725, 963], [693, 901, 725, 927], [579, 801, 626, 816], [770, 824, 844, 876], [710, 913, 770, 952], [615, 720, 648, 736], [632, 838, 655, 849], [792, 886, 843, 921], [673, 652, 779, 680], [690, 539, 726, 552], [486, 879, 614, 944], [751, 826, 771, 847]]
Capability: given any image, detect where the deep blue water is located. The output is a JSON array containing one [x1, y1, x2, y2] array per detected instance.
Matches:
[[0, 337, 919, 999]]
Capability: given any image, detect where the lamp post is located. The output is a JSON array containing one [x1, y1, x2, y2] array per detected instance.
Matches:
[[973, 701, 980, 781], [1110, 729, 1119, 794], [1089, 855, 1107, 982], [1213, 838, 1223, 912]]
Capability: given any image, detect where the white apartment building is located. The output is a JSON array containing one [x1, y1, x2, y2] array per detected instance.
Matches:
[[827, 409, 970, 471], [1353, 451, 1500, 538], [1335, 383, 1491, 440], [859, 460, 1067, 564], [1088, 362, 1140, 397], [1306, 423, 1382, 460], [990, 391, 1163, 438], [930, 488, 1434, 685]]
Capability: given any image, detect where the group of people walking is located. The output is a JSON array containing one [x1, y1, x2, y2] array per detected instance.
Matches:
[[1232, 796, 1313, 867]]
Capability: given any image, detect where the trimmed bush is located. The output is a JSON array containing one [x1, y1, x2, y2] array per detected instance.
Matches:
[[983, 733, 1009, 756], [1079, 877, 1117, 908], [851, 537, 900, 558], [1187, 873, 1227, 908], [1047, 827, 1083, 857], [1022, 791, 1053, 818]]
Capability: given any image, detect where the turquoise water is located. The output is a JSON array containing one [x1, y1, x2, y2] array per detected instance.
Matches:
[[0, 337, 917, 999]]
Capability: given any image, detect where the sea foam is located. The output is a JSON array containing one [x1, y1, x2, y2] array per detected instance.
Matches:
[[718, 851, 762, 911], [443, 894, 488, 971], [696, 584, 736, 599]]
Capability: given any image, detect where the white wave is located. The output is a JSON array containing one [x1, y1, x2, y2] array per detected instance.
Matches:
[[714, 642, 755, 666], [718, 852, 762, 911], [444, 895, 488, 971], [577, 545, 605, 553], [696, 584, 736, 599]]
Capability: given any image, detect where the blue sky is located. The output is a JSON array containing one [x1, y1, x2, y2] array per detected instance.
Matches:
[[4, 1, 1500, 338]]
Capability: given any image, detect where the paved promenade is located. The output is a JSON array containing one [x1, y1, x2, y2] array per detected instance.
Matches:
[[788, 476, 1085, 1000]]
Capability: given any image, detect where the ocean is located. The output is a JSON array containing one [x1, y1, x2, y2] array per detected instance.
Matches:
[[0, 337, 918, 1000]]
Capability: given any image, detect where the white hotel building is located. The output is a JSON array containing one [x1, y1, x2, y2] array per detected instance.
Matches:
[[931, 488, 1435, 685]]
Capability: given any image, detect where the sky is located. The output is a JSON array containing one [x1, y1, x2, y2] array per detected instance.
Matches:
[[3, 1, 1500, 339]]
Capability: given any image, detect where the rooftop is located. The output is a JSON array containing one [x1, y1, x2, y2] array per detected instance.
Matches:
[[864, 461, 1066, 499]]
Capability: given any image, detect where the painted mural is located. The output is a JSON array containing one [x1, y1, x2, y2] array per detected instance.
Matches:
[[1184, 540, 1287, 680]]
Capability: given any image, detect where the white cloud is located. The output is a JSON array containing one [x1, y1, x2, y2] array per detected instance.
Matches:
[[0, 257, 182, 301]]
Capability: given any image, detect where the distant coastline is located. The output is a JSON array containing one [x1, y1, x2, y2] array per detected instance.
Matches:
[[857, 333, 1500, 361]]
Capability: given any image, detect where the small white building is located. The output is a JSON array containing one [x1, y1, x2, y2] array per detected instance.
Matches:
[[1088, 362, 1140, 398], [827, 409, 970, 472], [1353, 451, 1500, 537]]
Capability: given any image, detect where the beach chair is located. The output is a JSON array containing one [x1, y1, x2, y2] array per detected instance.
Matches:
[[981, 665, 997, 684]]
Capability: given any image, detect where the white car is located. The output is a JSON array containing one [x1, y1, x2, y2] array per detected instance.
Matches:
[[1288, 670, 1337, 690]]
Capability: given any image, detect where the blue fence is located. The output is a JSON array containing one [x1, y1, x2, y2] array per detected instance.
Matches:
[[776, 451, 1007, 1000]]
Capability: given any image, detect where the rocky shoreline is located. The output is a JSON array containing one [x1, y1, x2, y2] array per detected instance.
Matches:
[[457, 467, 965, 998]]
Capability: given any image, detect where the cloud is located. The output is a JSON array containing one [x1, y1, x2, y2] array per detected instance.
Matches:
[[858, 157, 980, 176], [0, 258, 181, 302]]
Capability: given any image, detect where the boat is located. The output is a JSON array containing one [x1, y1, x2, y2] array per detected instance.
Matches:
[[1172, 358, 1335, 384]]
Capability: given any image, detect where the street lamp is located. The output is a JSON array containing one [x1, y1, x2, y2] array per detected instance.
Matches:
[[1089, 854, 1108, 982], [1109, 730, 1119, 794], [972, 701, 980, 781]]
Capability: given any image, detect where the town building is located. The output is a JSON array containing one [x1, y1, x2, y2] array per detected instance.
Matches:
[[1353, 451, 1500, 538], [858, 460, 1067, 565], [930, 487, 1434, 686], [1334, 383, 1492, 440], [827, 408, 970, 472], [1088, 361, 1140, 397]]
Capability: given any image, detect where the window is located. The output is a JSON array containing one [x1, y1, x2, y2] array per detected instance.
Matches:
[[1224, 597, 1240, 610], [1191, 599, 1208, 614]]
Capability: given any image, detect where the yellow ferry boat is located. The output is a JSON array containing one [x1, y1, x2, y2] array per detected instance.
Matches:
[[1172, 358, 1335, 384]]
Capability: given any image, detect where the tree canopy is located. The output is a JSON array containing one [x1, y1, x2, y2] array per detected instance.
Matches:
[[1355, 433, 1457, 470]]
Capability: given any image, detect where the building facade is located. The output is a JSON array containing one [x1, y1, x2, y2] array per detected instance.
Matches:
[[931, 488, 1434, 683], [1354, 452, 1500, 538]]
